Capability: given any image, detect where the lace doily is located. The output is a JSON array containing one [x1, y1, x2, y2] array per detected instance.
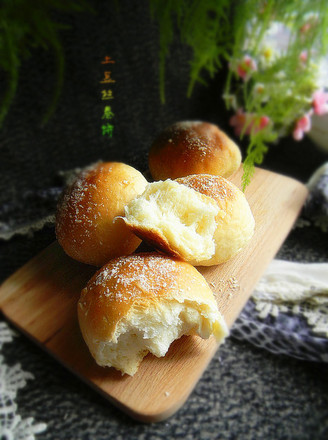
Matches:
[[303, 161, 328, 232], [232, 260, 328, 362], [0, 322, 47, 439], [253, 260, 328, 336]]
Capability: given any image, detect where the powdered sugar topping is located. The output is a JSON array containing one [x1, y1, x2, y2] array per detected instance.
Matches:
[[56, 164, 104, 234], [179, 174, 234, 201], [172, 121, 212, 158], [88, 254, 183, 303]]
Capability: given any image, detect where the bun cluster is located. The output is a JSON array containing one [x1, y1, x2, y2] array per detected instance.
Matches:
[[55, 121, 253, 375]]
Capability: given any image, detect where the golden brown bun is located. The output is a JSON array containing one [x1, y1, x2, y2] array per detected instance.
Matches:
[[148, 121, 242, 180], [55, 162, 147, 266], [78, 252, 228, 376], [176, 174, 255, 265], [123, 176, 255, 266], [123, 179, 219, 263]]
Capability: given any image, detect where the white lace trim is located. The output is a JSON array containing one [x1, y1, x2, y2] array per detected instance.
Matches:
[[253, 260, 328, 337], [0, 215, 55, 241], [0, 322, 47, 439]]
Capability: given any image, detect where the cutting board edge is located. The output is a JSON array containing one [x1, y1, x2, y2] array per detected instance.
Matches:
[[0, 309, 219, 423]]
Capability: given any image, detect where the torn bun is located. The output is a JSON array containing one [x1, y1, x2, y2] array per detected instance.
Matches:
[[78, 252, 228, 376], [176, 174, 255, 265], [148, 121, 242, 181], [123, 175, 255, 266], [55, 162, 148, 266]]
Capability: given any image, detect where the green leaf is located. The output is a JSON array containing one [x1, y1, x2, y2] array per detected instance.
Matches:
[[0, 0, 92, 129]]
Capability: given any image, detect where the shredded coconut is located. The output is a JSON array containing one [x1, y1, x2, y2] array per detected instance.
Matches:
[[167, 121, 212, 159], [89, 254, 182, 303], [211, 277, 240, 300], [178, 174, 234, 202]]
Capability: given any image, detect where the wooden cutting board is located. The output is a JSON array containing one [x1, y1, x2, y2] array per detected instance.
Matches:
[[0, 167, 308, 422]]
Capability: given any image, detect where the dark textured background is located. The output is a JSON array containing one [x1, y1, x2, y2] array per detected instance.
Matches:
[[1, 1, 328, 439]]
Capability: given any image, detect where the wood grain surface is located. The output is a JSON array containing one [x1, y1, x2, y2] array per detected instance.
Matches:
[[0, 167, 308, 422]]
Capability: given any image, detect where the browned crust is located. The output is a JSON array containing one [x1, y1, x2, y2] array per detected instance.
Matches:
[[176, 174, 236, 205], [148, 121, 241, 180], [123, 223, 183, 260], [123, 175, 241, 263], [77, 252, 216, 341], [55, 162, 147, 266]]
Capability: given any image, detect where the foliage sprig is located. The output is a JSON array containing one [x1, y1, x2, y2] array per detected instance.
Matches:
[[0, 0, 90, 128], [150, 0, 328, 188]]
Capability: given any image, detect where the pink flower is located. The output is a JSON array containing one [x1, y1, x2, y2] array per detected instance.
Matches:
[[299, 50, 308, 63], [293, 113, 312, 141], [236, 55, 258, 81], [230, 109, 249, 136], [312, 90, 328, 116], [230, 109, 270, 136], [300, 16, 318, 35], [300, 22, 312, 34], [258, 115, 270, 131]]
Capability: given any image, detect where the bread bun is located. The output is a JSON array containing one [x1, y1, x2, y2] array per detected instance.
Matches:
[[148, 121, 241, 180], [123, 179, 219, 263], [122, 176, 255, 266], [56, 162, 147, 266], [78, 252, 228, 376], [176, 174, 255, 265]]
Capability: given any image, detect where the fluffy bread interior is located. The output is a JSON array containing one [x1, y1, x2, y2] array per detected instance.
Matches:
[[176, 174, 255, 266], [87, 300, 223, 376], [78, 253, 228, 376], [123, 180, 219, 262]]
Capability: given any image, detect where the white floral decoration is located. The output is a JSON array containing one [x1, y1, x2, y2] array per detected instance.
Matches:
[[0, 322, 47, 439]]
